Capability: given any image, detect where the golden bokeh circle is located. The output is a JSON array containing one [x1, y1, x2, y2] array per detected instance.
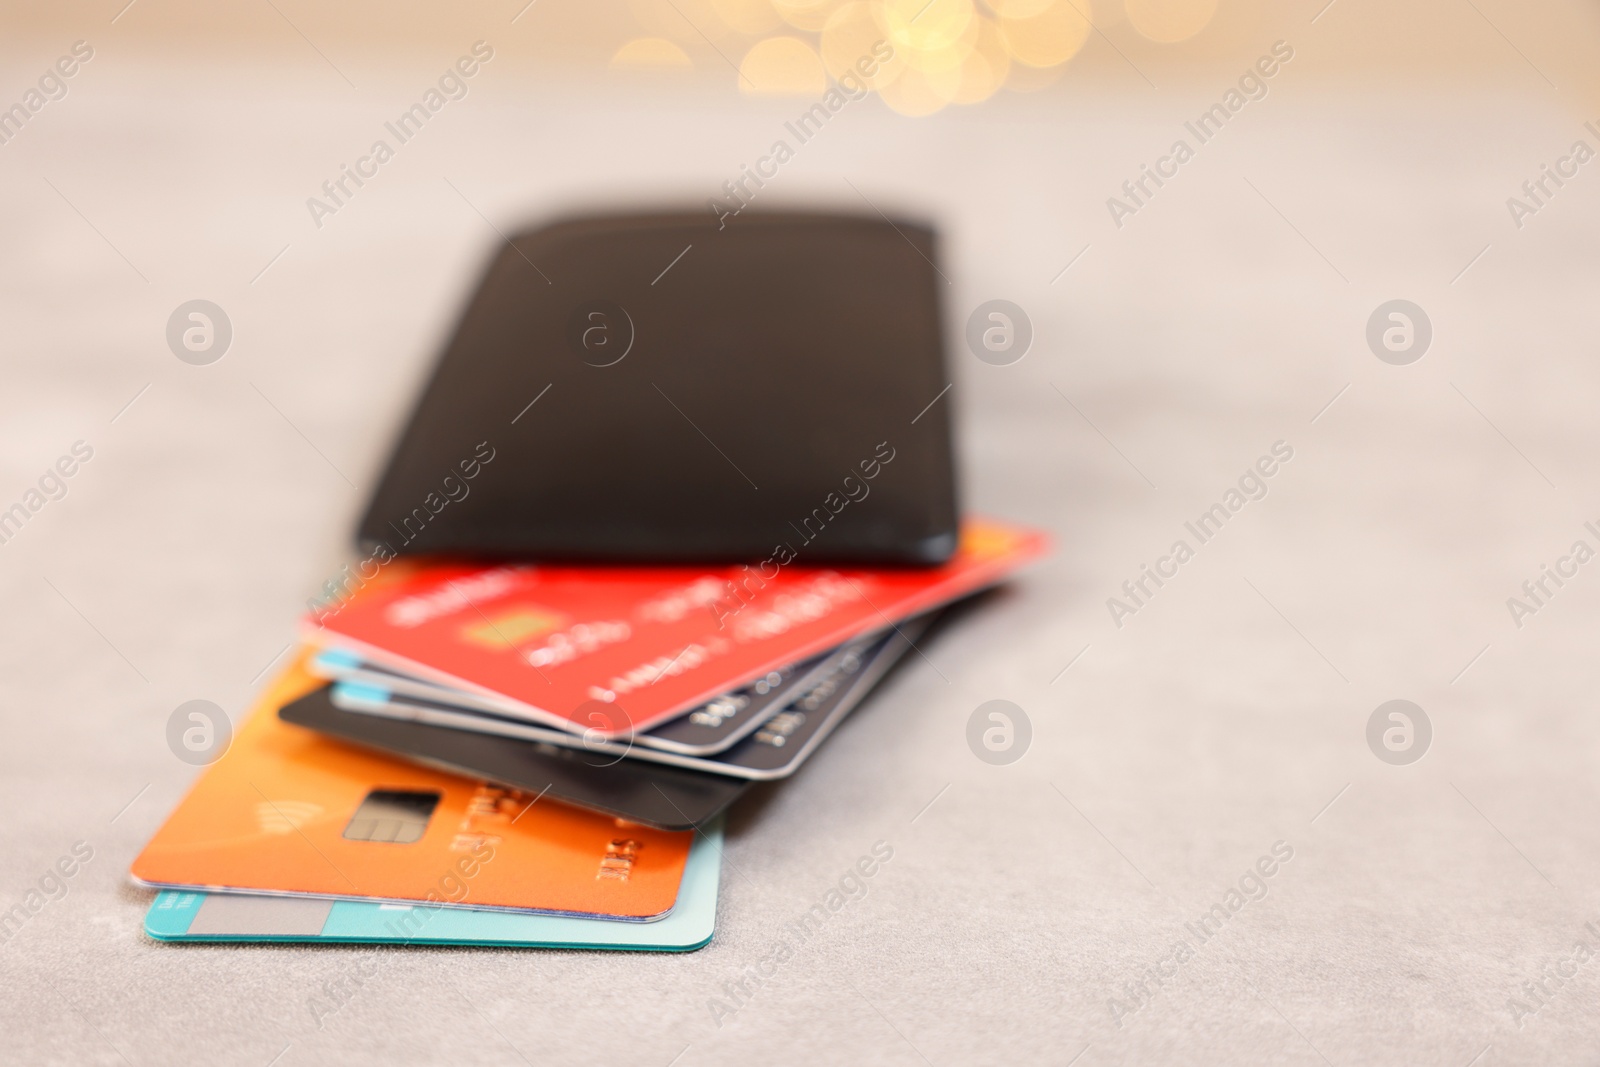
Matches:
[[740, 35, 829, 94], [1004, 54, 1068, 90], [878, 0, 978, 59], [1124, 0, 1216, 43], [951, 17, 1010, 104], [987, 0, 1056, 17], [708, 0, 784, 34], [999, 0, 1091, 68], [892, 3, 984, 73], [877, 60, 962, 115], [609, 37, 694, 68], [821, 2, 907, 89], [773, 0, 848, 33]]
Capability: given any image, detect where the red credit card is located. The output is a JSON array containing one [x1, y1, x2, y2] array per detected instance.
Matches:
[[306, 518, 1047, 737]]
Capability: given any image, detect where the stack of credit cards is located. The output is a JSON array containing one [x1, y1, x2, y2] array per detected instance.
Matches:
[[131, 519, 1046, 951]]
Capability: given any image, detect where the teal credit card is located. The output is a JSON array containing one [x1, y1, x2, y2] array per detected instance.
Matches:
[[144, 823, 722, 950]]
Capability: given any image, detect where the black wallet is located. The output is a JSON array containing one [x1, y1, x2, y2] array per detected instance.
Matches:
[[357, 210, 959, 565]]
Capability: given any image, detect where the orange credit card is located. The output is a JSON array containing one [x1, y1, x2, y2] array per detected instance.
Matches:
[[130, 657, 692, 920]]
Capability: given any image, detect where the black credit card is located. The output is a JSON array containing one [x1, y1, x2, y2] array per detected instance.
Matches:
[[278, 686, 746, 831], [311, 645, 841, 757], [326, 614, 931, 781]]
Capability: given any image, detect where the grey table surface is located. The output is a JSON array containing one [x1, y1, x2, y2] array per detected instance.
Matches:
[[2, 33, 1600, 1067]]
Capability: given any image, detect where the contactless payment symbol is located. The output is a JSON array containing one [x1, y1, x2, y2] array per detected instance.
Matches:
[[166, 699, 232, 765], [967, 699, 1031, 765], [566, 301, 633, 367]]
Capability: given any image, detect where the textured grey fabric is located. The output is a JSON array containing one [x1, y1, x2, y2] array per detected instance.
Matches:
[[1, 51, 1597, 1067]]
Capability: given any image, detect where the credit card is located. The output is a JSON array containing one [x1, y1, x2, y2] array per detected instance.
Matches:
[[295, 616, 928, 782], [131, 656, 693, 920], [279, 684, 747, 830], [324, 627, 878, 767], [306, 518, 1045, 737], [145, 821, 722, 950], [309, 645, 840, 757]]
